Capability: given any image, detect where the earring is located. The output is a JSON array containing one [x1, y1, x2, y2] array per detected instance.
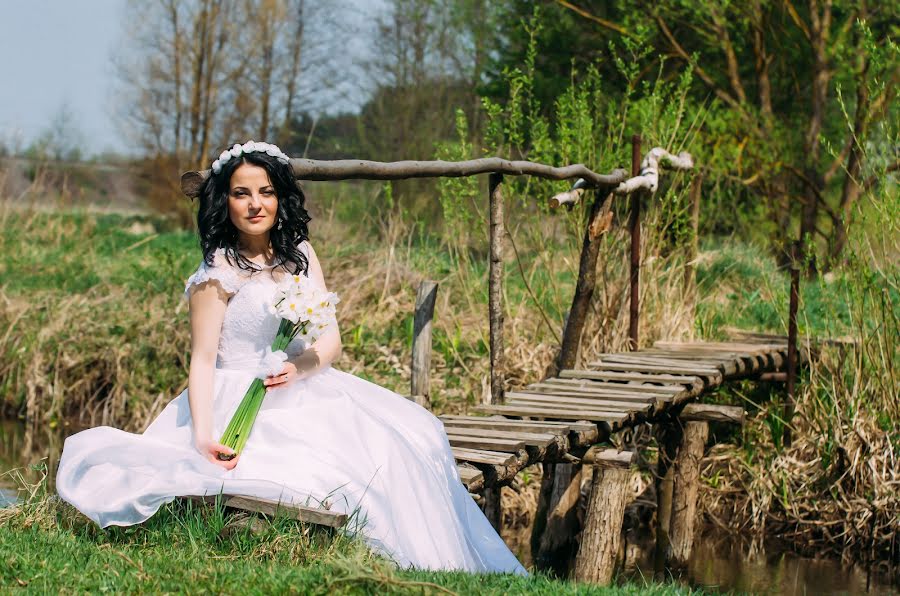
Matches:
[[277, 218, 283, 231]]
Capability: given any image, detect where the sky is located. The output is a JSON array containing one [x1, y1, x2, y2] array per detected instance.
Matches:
[[0, 0, 382, 158], [0, 0, 127, 155]]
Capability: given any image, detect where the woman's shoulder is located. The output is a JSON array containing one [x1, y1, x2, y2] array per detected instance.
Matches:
[[183, 248, 247, 301]]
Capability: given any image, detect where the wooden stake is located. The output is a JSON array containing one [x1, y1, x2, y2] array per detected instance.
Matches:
[[482, 486, 502, 530], [669, 421, 708, 567], [575, 449, 634, 584], [488, 173, 505, 405], [653, 421, 682, 578], [531, 462, 583, 576], [628, 134, 642, 351], [411, 280, 438, 407], [785, 239, 800, 447], [557, 190, 615, 370]]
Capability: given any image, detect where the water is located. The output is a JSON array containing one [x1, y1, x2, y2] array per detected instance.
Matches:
[[621, 533, 897, 595], [1, 418, 897, 593]]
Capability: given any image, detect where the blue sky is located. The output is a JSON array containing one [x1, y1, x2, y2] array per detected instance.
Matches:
[[0, 0, 381, 157], [0, 0, 126, 154]]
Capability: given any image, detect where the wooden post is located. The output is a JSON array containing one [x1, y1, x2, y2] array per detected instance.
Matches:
[[653, 421, 682, 579], [411, 280, 438, 408], [481, 486, 502, 530], [575, 449, 634, 584], [628, 134, 642, 351], [557, 190, 615, 370], [784, 239, 800, 448], [531, 462, 583, 576], [669, 421, 709, 567], [488, 173, 505, 405]]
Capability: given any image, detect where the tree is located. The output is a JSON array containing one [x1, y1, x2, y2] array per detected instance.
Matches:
[[114, 0, 351, 217]]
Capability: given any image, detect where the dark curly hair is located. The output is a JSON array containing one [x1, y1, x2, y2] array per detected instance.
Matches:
[[197, 148, 311, 276]]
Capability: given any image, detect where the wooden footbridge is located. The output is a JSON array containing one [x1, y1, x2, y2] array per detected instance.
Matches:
[[180, 139, 809, 583], [445, 334, 797, 495]]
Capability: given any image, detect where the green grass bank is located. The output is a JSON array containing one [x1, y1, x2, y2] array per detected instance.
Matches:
[[0, 199, 896, 581]]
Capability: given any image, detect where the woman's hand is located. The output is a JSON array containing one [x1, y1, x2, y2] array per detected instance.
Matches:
[[264, 360, 305, 392], [195, 438, 240, 470]]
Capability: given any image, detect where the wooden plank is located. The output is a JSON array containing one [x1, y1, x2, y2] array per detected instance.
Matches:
[[635, 350, 752, 375], [583, 447, 636, 469], [219, 495, 347, 528], [456, 465, 483, 487], [524, 384, 672, 402], [472, 404, 628, 423], [653, 341, 783, 356], [443, 426, 556, 447], [506, 393, 652, 413], [451, 447, 516, 466], [560, 369, 700, 385], [539, 377, 685, 395], [597, 353, 727, 369], [442, 418, 571, 436], [446, 434, 525, 452], [411, 280, 438, 406], [596, 353, 738, 376], [440, 414, 578, 432], [513, 389, 658, 403], [587, 361, 723, 380], [628, 350, 746, 362], [680, 403, 745, 424], [440, 415, 599, 448]]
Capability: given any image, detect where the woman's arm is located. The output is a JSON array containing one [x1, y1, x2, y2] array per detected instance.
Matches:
[[264, 242, 342, 391], [187, 281, 238, 469]]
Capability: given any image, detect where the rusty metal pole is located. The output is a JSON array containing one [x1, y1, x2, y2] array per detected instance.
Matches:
[[784, 240, 800, 447], [488, 173, 505, 405], [628, 134, 642, 351]]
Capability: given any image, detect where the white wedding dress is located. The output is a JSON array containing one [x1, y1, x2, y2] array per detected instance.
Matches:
[[55, 243, 527, 575]]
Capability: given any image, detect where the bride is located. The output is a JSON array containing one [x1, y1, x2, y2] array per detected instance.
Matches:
[[55, 140, 527, 575]]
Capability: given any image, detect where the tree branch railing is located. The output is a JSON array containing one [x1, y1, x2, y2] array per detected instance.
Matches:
[[180, 158, 628, 198]]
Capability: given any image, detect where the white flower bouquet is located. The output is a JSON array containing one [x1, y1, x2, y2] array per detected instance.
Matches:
[[218, 274, 340, 460]]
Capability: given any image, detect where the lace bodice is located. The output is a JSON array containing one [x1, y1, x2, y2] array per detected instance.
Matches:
[[183, 243, 315, 369]]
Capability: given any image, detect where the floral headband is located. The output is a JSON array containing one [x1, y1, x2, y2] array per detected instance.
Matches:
[[211, 140, 290, 174]]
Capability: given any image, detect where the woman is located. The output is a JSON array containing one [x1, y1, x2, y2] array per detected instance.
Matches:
[[56, 141, 527, 575]]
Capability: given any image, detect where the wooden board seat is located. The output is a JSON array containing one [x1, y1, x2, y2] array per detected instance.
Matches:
[[193, 494, 348, 528]]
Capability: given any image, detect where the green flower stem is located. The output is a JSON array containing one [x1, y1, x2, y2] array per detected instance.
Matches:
[[218, 318, 307, 458]]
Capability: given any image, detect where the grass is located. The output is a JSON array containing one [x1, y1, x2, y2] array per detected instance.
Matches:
[[0, 180, 897, 584], [0, 476, 690, 595]]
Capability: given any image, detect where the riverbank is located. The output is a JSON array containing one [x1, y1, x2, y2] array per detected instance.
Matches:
[[1, 204, 896, 583], [0, 485, 687, 595]]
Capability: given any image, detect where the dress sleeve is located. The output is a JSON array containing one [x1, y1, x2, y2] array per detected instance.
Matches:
[[183, 250, 245, 302]]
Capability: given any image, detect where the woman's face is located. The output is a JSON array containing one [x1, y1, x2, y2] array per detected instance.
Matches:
[[227, 162, 279, 241]]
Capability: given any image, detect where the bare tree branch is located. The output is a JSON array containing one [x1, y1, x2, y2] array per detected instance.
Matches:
[[554, 1, 636, 39], [614, 148, 694, 195], [181, 159, 628, 198]]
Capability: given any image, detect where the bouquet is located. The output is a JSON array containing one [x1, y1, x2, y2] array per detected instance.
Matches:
[[217, 273, 340, 460]]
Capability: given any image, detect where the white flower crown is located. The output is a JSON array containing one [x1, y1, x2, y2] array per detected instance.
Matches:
[[211, 140, 290, 174]]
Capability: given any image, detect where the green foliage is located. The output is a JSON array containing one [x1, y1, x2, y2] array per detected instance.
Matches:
[[0, 484, 691, 594]]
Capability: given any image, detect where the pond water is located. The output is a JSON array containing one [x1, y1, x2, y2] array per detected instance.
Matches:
[[1, 418, 896, 593]]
